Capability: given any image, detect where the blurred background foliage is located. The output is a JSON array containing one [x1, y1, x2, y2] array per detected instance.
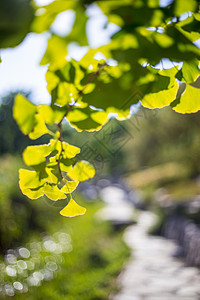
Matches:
[[1, 0, 200, 296]]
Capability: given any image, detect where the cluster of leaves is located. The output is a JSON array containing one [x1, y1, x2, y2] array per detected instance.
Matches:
[[1, 0, 200, 216], [13, 94, 95, 217]]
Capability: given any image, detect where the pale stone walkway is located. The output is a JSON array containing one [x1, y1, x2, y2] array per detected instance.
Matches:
[[112, 211, 200, 300]]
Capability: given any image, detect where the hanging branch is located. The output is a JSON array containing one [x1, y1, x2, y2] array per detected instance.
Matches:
[[56, 62, 108, 178]]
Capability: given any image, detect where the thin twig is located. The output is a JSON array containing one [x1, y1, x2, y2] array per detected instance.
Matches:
[[56, 61, 108, 179]]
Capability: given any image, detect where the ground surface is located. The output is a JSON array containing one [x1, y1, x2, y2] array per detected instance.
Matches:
[[99, 186, 200, 300]]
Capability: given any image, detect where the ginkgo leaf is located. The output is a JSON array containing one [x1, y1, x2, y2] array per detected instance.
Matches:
[[23, 144, 52, 166], [13, 94, 37, 135], [45, 165, 61, 184], [60, 158, 74, 172], [141, 81, 179, 109], [31, 0, 75, 33], [171, 84, 200, 113], [21, 186, 45, 200], [50, 139, 80, 159], [43, 184, 67, 201], [19, 169, 45, 199], [67, 107, 109, 132], [19, 169, 45, 189], [40, 35, 68, 69], [38, 105, 66, 124], [177, 59, 200, 83], [28, 113, 50, 140], [61, 180, 79, 194], [62, 142, 80, 159], [60, 198, 86, 217], [67, 161, 95, 181], [174, 0, 197, 17]]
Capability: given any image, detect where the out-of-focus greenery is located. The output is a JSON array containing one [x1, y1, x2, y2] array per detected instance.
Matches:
[[0, 0, 34, 48], [0, 92, 31, 154], [123, 106, 200, 206], [11, 199, 130, 300], [124, 106, 200, 176], [0, 154, 62, 252]]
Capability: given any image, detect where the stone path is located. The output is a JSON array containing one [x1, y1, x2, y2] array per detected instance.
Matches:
[[98, 186, 200, 300], [112, 211, 200, 300], [97, 186, 135, 223]]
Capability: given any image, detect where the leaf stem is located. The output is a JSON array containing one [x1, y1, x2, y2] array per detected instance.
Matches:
[[55, 62, 107, 178]]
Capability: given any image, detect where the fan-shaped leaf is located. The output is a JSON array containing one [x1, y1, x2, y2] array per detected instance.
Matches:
[[60, 198, 86, 217]]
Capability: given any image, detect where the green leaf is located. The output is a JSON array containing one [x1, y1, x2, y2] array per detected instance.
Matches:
[[82, 76, 138, 111], [66, 7, 88, 46], [177, 14, 200, 42], [55, 62, 76, 83], [141, 81, 179, 109], [40, 35, 68, 69], [45, 165, 61, 184], [0, 0, 34, 48], [28, 113, 50, 140], [67, 107, 109, 132], [171, 84, 200, 113], [43, 184, 67, 201], [13, 94, 37, 135], [68, 161, 95, 181], [112, 26, 200, 65], [60, 198, 86, 217], [177, 59, 200, 83], [108, 5, 166, 28], [141, 67, 179, 109], [31, 0, 76, 33], [50, 139, 80, 159], [38, 105, 66, 125], [173, 0, 197, 17], [60, 158, 74, 172], [62, 142, 80, 158], [61, 180, 79, 194], [23, 144, 52, 166]]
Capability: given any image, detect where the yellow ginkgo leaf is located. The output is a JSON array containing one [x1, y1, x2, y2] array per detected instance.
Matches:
[[43, 184, 67, 201], [67, 161, 95, 181], [60, 198, 86, 217], [61, 180, 79, 194]]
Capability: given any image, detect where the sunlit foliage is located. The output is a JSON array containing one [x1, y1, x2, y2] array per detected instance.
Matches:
[[1, 0, 200, 216]]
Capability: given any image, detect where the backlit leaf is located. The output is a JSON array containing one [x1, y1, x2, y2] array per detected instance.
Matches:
[[60, 198, 86, 217], [19, 169, 45, 199], [61, 180, 79, 193], [28, 113, 50, 140], [171, 84, 200, 113], [19, 169, 44, 189], [38, 105, 66, 125], [13, 94, 37, 135], [23, 144, 52, 166], [173, 0, 197, 17], [141, 81, 179, 109], [62, 142, 80, 159], [40, 35, 68, 69], [68, 161, 95, 181], [43, 184, 67, 200], [177, 59, 200, 83]]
